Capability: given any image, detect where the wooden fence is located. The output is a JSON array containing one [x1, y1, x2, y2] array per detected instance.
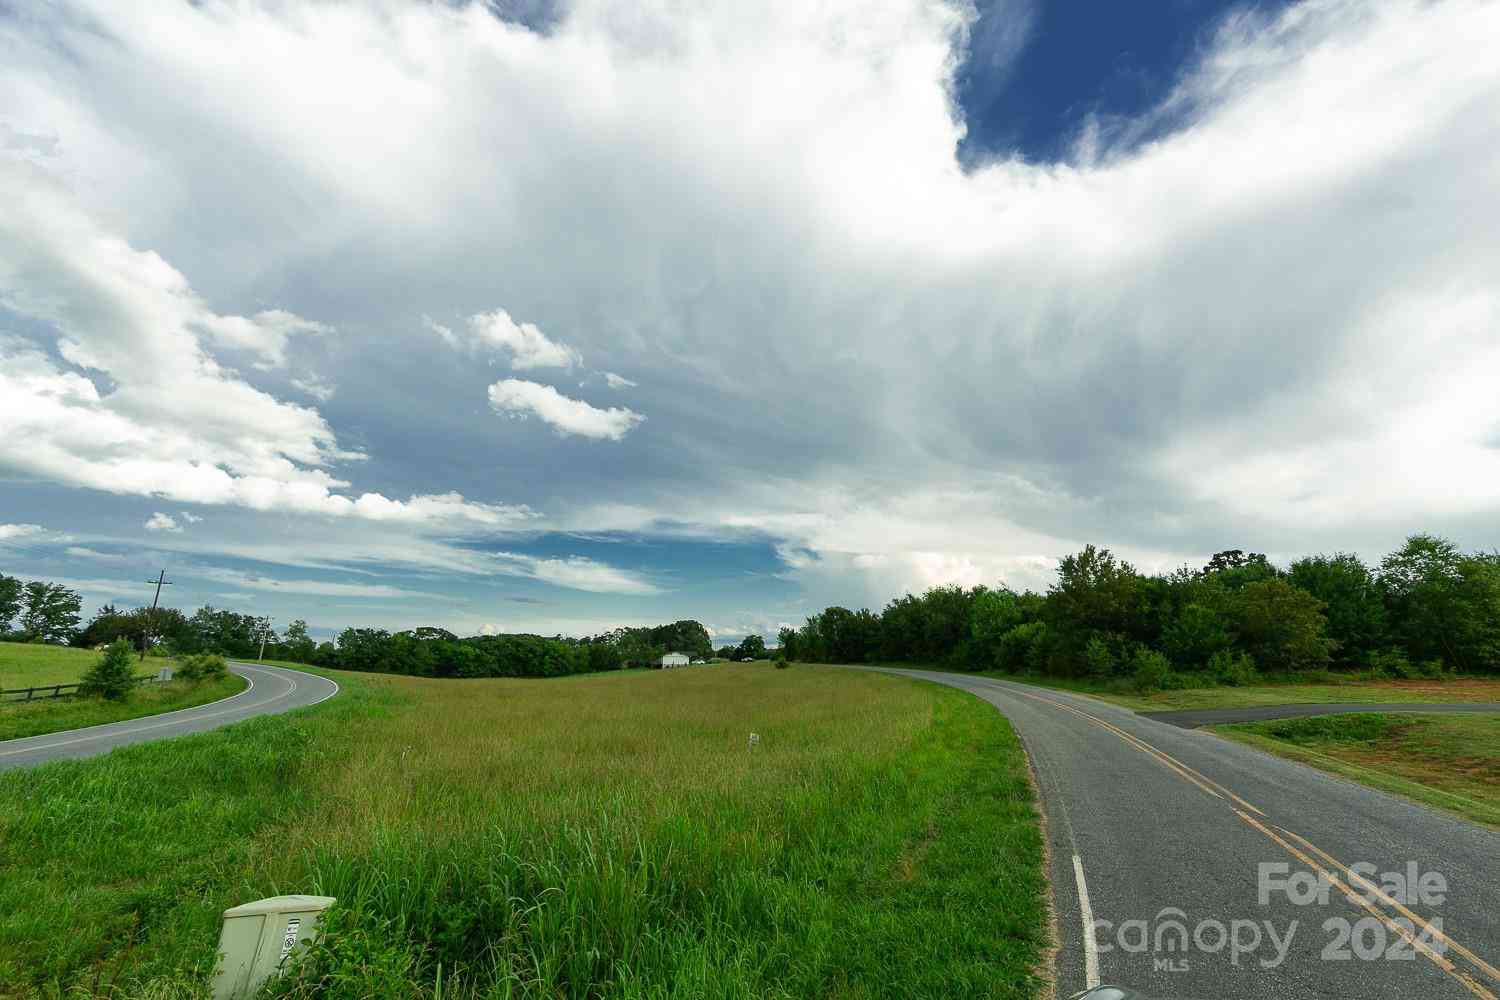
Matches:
[[0, 673, 171, 703]]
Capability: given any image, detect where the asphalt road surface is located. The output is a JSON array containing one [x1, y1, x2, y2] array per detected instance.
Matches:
[[1145, 702, 1500, 730], [0, 662, 339, 770], [868, 668, 1500, 1000]]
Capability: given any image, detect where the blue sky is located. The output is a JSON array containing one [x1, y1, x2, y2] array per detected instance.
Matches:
[[3, 0, 1499, 643]]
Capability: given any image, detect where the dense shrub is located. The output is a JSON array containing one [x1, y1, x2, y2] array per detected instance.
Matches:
[[1131, 648, 1174, 693], [1206, 649, 1258, 687], [1367, 647, 1415, 679], [78, 639, 138, 700], [175, 652, 228, 681]]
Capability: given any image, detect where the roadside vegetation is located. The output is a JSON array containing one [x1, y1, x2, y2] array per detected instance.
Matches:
[[981, 671, 1500, 713], [0, 641, 244, 742], [780, 533, 1500, 696], [1216, 712, 1500, 828], [0, 663, 1047, 999]]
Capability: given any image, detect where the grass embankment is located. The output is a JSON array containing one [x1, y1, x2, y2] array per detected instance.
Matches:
[[1215, 713, 1500, 828], [980, 670, 1500, 713], [0, 641, 135, 688], [0, 663, 1048, 999], [0, 641, 249, 741], [0, 674, 246, 742]]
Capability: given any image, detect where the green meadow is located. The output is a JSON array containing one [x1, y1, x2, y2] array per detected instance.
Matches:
[[0, 663, 1047, 999]]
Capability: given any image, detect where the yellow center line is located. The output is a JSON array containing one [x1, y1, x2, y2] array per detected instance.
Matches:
[[1274, 824, 1500, 987], [1237, 810, 1497, 1000]]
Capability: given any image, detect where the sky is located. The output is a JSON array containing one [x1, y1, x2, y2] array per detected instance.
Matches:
[[2, 0, 1498, 644]]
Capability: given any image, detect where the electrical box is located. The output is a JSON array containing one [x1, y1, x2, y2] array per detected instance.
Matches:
[[210, 894, 335, 1000]]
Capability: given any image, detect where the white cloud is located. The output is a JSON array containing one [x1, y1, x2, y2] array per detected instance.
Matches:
[[144, 512, 182, 533], [0, 164, 526, 529], [3, 0, 1500, 613], [64, 546, 127, 563], [290, 373, 337, 402], [440, 309, 582, 370], [191, 566, 446, 600], [0, 523, 46, 542], [603, 372, 637, 389], [488, 379, 645, 440], [181, 512, 203, 524], [512, 555, 661, 595]]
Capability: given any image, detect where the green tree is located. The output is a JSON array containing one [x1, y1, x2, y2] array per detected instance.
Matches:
[[0, 574, 21, 632], [1379, 534, 1500, 672], [736, 634, 767, 659], [18, 581, 82, 643], [1288, 552, 1387, 667], [1046, 546, 1145, 676], [282, 619, 317, 663], [1231, 579, 1334, 672], [1161, 603, 1232, 669], [78, 639, 138, 700]]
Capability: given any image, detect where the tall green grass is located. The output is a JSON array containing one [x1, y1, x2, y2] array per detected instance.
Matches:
[[0, 666, 1045, 999]]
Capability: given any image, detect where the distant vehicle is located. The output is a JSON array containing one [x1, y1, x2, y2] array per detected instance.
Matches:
[[740, 656, 755, 661]]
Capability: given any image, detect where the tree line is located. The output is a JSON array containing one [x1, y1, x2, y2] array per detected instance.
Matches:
[[0, 572, 720, 679], [777, 534, 1500, 689]]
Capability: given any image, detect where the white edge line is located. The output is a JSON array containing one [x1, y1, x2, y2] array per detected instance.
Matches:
[[1073, 854, 1101, 989], [0, 663, 339, 758]]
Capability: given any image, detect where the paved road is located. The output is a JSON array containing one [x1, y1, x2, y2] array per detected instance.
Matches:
[[867, 668, 1500, 1000], [1144, 702, 1500, 730], [0, 662, 339, 770]]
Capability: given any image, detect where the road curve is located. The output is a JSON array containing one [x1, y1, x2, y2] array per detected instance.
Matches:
[[1144, 701, 1500, 729], [862, 667, 1500, 1000], [0, 662, 339, 771]]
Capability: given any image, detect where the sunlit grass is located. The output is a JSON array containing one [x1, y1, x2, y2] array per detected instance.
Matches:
[[0, 641, 120, 688], [0, 664, 1046, 999]]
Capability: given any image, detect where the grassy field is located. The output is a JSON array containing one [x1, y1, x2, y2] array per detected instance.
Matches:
[[1215, 713, 1500, 828], [0, 641, 139, 689], [0, 640, 246, 741], [0, 674, 247, 742], [0, 663, 1048, 999], [979, 670, 1500, 712]]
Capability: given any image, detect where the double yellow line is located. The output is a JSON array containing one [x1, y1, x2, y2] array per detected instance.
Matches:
[[999, 684, 1499, 1000]]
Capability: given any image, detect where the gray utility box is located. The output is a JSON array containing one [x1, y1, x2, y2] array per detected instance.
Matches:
[[211, 894, 335, 999]]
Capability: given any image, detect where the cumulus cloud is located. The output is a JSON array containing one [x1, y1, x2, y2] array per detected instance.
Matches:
[[0, 163, 525, 529], [488, 379, 645, 440], [603, 372, 637, 389], [437, 309, 582, 370], [144, 512, 182, 533], [4, 0, 1500, 614]]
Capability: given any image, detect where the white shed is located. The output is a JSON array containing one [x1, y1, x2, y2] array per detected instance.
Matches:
[[658, 652, 690, 668]]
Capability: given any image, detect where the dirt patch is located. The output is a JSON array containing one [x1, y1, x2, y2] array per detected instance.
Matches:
[[1371, 678, 1500, 700]]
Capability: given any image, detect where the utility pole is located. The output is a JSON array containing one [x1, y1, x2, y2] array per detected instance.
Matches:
[[257, 617, 274, 662], [141, 569, 173, 662]]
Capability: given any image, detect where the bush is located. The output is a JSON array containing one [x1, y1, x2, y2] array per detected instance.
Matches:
[[1366, 648, 1414, 679], [1417, 658, 1447, 680], [1083, 635, 1116, 678], [78, 639, 139, 700], [1131, 648, 1174, 693], [175, 652, 228, 682], [1206, 649, 1259, 687]]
